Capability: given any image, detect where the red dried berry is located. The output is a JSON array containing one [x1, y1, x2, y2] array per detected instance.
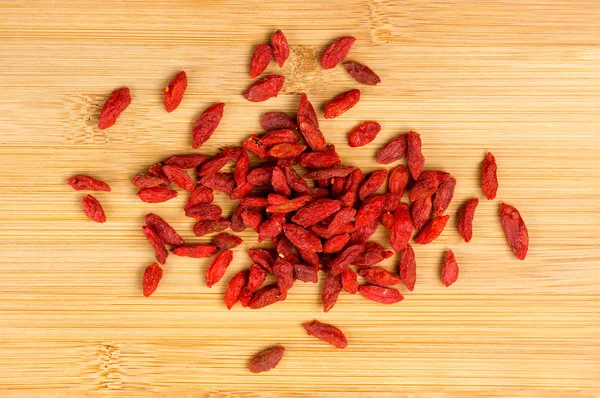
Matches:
[[206, 250, 233, 288], [406, 131, 425, 179], [482, 152, 499, 200], [185, 185, 214, 211], [324, 89, 360, 119], [193, 218, 230, 237], [268, 143, 306, 158], [165, 154, 207, 169], [500, 203, 529, 260], [230, 183, 255, 200], [163, 165, 194, 191], [358, 169, 388, 201], [414, 215, 450, 244], [267, 195, 313, 214], [145, 213, 184, 246], [303, 165, 355, 180], [412, 196, 432, 230], [233, 150, 250, 187], [341, 268, 358, 294], [348, 121, 381, 147], [249, 346, 285, 373], [303, 320, 348, 349], [322, 274, 343, 313], [298, 248, 320, 269], [409, 171, 439, 202], [298, 150, 341, 169], [277, 236, 294, 257], [163, 70, 187, 113], [172, 244, 218, 258], [213, 233, 243, 250], [380, 211, 394, 229], [355, 194, 386, 228], [358, 267, 402, 287], [270, 166, 292, 197], [441, 249, 459, 287], [292, 199, 342, 228], [258, 213, 286, 243], [270, 30, 290, 67], [343, 61, 381, 85], [247, 167, 274, 186], [185, 204, 223, 221], [244, 75, 285, 102], [67, 175, 111, 192], [293, 261, 319, 284], [297, 93, 326, 151], [321, 36, 356, 69], [249, 44, 273, 79], [224, 270, 249, 310], [388, 165, 409, 197], [241, 209, 264, 233], [348, 218, 377, 244], [261, 112, 297, 131], [192, 102, 225, 149], [458, 198, 479, 243], [284, 224, 323, 252], [258, 129, 300, 146], [358, 284, 403, 304], [200, 172, 236, 194], [98, 87, 131, 130], [352, 242, 393, 266], [198, 147, 243, 179], [433, 177, 456, 216], [249, 285, 287, 309], [248, 248, 276, 273], [273, 257, 295, 293], [390, 203, 412, 252], [399, 244, 416, 291], [376, 134, 407, 164], [81, 194, 106, 223], [239, 287, 253, 307], [142, 263, 163, 297], [248, 263, 268, 292], [330, 243, 364, 276], [323, 234, 351, 254], [240, 196, 270, 208], [132, 173, 168, 188], [147, 164, 170, 183], [142, 225, 168, 264], [243, 135, 270, 159]]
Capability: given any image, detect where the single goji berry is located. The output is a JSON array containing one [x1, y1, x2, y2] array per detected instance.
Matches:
[[247, 166, 274, 186], [213, 233, 243, 250], [383, 192, 403, 213], [298, 149, 341, 169], [291, 199, 342, 228], [355, 194, 385, 228], [81, 194, 106, 223], [243, 135, 270, 159], [409, 171, 439, 202], [348, 218, 377, 244], [240, 196, 269, 208], [67, 175, 111, 192], [352, 242, 393, 266], [248, 263, 268, 292], [324, 89, 360, 119], [146, 213, 184, 246], [358, 169, 388, 201], [303, 320, 347, 348], [142, 225, 168, 264], [173, 244, 218, 258], [302, 165, 355, 180], [482, 152, 499, 200], [132, 173, 167, 188], [230, 182, 255, 200], [266, 195, 313, 214], [249, 44, 273, 78], [441, 249, 459, 286], [233, 149, 250, 187], [433, 177, 456, 216], [406, 131, 425, 179], [343, 168, 365, 195], [244, 75, 285, 102], [163, 70, 187, 113], [414, 215, 450, 244], [323, 234, 351, 254], [268, 143, 306, 158], [390, 203, 412, 252], [399, 244, 416, 291], [193, 218, 230, 237], [284, 224, 323, 252], [200, 172, 236, 194], [142, 263, 163, 297], [500, 203, 529, 260], [185, 203, 223, 221], [376, 134, 407, 165], [249, 345, 285, 373], [147, 163, 170, 183], [192, 102, 225, 149], [249, 284, 287, 309], [224, 270, 249, 310], [329, 243, 364, 276], [380, 211, 394, 229], [298, 248, 320, 269], [322, 273, 342, 312], [348, 121, 381, 147], [185, 186, 214, 211], [321, 36, 356, 69], [206, 250, 233, 288], [273, 257, 295, 293], [239, 287, 253, 307], [248, 248, 276, 273], [277, 236, 294, 257], [412, 196, 432, 230], [293, 262, 318, 283], [341, 267, 358, 294], [270, 30, 290, 67], [258, 213, 286, 242], [331, 177, 346, 198], [261, 112, 297, 131], [198, 147, 243, 179], [241, 209, 264, 233], [358, 267, 402, 287], [388, 165, 409, 196], [270, 166, 291, 197], [458, 198, 479, 243], [163, 165, 194, 191], [297, 93, 326, 151], [258, 129, 300, 146], [165, 153, 207, 169], [98, 87, 131, 130], [358, 284, 403, 304], [343, 60, 381, 85], [282, 166, 310, 193]]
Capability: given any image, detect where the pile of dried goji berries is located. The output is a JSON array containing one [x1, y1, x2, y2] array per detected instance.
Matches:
[[66, 30, 529, 373]]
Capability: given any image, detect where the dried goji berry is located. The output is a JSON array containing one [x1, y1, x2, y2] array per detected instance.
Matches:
[[145, 213, 184, 246], [165, 154, 207, 169], [224, 270, 249, 309], [322, 273, 342, 312], [273, 257, 295, 293], [240, 196, 269, 208], [143, 263, 163, 297], [330, 243, 364, 276], [249, 284, 286, 309], [98, 87, 131, 130], [213, 232, 243, 250], [282, 166, 310, 193], [343, 61, 381, 85], [173, 244, 218, 258], [441, 249, 459, 287], [390, 203, 412, 252], [358, 284, 403, 304], [261, 112, 297, 131], [198, 147, 243, 179], [293, 262, 318, 283], [200, 172, 236, 194], [243, 135, 270, 159], [388, 165, 409, 196], [291, 199, 342, 228], [399, 244, 416, 291], [192, 102, 225, 149], [348, 121, 381, 147], [298, 149, 341, 169], [270, 30, 290, 67], [500, 203, 529, 260], [348, 218, 377, 244], [185, 186, 214, 211], [241, 209, 264, 233], [267, 195, 313, 214], [298, 248, 320, 269], [376, 134, 407, 165], [414, 215, 449, 244], [244, 75, 285, 102], [247, 166, 274, 186], [239, 287, 253, 307], [206, 250, 233, 288], [321, 36, 356, 69], [142, 225, 168, 264], [148, 163, 170, 183], [67, 175, 111, 192], [323, 234, 351, 254], [233, 149, 250, 187], [185, 203, 223, 221], [284, 224, 323, 252], [383, 193, 403, 213], [316, 207, 356, 239], [249, 44, 273, 79], [331, 177, 346, 198], [268, 143, 306, 158], [193, 218, 230, 237], [482, 152, 499, 200], [458, 198, 479, 243], [132, 173, 167, 188], [81, 194, 106, 223], [258, 129, 300, 146], [355, 194, 386, 228], [302, 165, 355, 180], [248, 263, 267, 292], [409, 171, 439, 202], [277, 236, 294, 257], [412, 196, 432, 230], [343, 168, 365, 195], [249, 345, 285, 373], [352, 242, 393, 266], [297, 93, 326, 151], [380, 211, 394, 230], [258, 213, 286, 243], [358, 169, 387, 201], [433, 177, 456, 216], [303, 320, 347, 348], [341, 267, 358, 294], [270, 166, 291, 196], [163, 165, 194, 191], [406, 131, 425, 179], [163, 70, 187, 113], [324, 89, 360, 119], [248, 248, 276, 273], [358, 267, 402, 287]]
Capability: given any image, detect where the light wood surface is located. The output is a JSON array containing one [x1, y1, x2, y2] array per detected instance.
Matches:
[[1, 1, 599, 396]]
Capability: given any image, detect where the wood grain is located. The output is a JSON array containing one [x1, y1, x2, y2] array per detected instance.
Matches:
[[0, 0, 599, 396]]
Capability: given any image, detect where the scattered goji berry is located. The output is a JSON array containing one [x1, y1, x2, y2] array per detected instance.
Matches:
[[241, 209, 264, 233], [277, 236, 294, 257], [67, 175, 111, 192], [143, 263, 163, 297], [243, 135, 270, 159], [458, 198, 479, 243], [406, 131, 425, 179], [500, 203, 529, 260], [224, 270, 249, 310], [399, 244, 416, 291], [303, 320, 348, 348], [341, 267, 358, 294], [240, 196, 269, 208], [185, 203, 223, 221], [249, 284, 286, 309], [249, 44, 273, 78], [433, 177, 456, 216], [173, 244, 218, 258], [355, 194, 385, 228], [302, 166, 355, 181], [380, 211, 394, 229], [323, 233, 351, 254], [249, 345, 285, 373], [163, 165, 194, 191], [343, 61, 381, 85], [270, 30, 290, 67], [98, 87, 131, 130], [358, 169, 387, 201], [165, 154, 207, 169], [244, 75, 285, 102], [213, 232, 243, 250], [331, 177, 346, 198], [298, 248, 320, 269], [206, 250, 233, 288], [185, 186, 214, 211], [348, 218, 377, 244], [441, 249, 459, 286], [258, 213, 286, 242], [330, 243, 364, 276], [412, 196, 432, 230], [198, 147, 243, 179], [268, 143, 306, 158], [322, 273, 342, 312], [383, 192, 403, 213], [193, 218, 230, 237], [298, 149, 341, 169], [81, 194, 106, 223], [248, 248, 276, 273], [390, 203, 412, 252], [163, 70, 187, 113], [248, 263, 268, 292], [376, 134, 407, 164], [239, 287, 253, 308], [482, 152, 499, 200], [321, 36, 356, 69], [293, 262, 318, 283], [146, 213, 184, 246], [414, 215, 450, 244], [324, 89, 360, 119], [291, 199, 342, 228], [358, 267, 402, 287], [348, 121, 381, 147], [200, 172, 236, 193], [132, 173, 168, 188], [258, 129, 300, 146], [247, 166, 274, 186], [297, 93, 326, 151], [147, 164, 170, 183], [284, 224, 323, 252], [192, 102, 225, 149], [352, 242, 393, 266], [409, 171, 439, 202], [358, 284, 403, 304], [230, 182, 255, 200], [261, 112, 297, 131], [267, 195, 313, 214], [142, 225, 168, 264], [273, 257, 295, 293]]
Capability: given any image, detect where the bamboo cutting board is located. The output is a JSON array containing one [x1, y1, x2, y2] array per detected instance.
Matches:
[[0, 1, 599, 396]]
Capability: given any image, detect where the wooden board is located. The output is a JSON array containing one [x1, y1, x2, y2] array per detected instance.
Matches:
[[0, 1, 599, 396]]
